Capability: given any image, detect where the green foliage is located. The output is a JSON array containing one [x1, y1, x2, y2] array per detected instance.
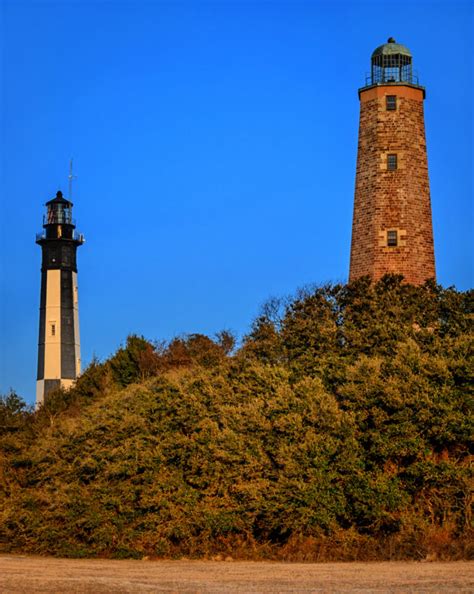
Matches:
[[0, 390, 32, 433], [109, 335, 156, 386], [1, 276, 472, 559]]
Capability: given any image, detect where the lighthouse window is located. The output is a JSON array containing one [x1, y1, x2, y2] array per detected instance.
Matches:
[[49, 249, 57, 265], [386, 95, 397, 110], [387, 154, 398, 170], [387, 230, 398, 247], [50, 323, 56, 337]]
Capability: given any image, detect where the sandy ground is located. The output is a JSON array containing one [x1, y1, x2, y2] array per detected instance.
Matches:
[[0, 556, 473, 593]]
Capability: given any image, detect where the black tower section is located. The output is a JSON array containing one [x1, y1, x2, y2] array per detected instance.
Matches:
[[36, 191, 84, 388]]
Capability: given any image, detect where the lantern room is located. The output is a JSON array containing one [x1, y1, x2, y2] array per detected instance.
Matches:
[[36, 190, 84, 243], [366, 37, 419, 86]]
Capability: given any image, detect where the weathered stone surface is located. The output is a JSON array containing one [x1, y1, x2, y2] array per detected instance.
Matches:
[[349, 85, 436, 285]]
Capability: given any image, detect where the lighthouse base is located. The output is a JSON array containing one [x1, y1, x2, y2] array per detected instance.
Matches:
[[36, 378, 75, 408]]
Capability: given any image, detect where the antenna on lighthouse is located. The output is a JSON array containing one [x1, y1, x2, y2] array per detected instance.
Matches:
[[68, 158, 77, 200]]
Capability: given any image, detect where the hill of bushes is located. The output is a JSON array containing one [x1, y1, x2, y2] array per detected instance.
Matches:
[[0, 276, 472, 560]]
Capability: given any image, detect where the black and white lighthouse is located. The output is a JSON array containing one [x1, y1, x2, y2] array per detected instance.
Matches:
[[36, 190, 84, 406]]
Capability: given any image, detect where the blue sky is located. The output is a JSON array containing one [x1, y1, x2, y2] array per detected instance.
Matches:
[[1, 0, 472, 405]]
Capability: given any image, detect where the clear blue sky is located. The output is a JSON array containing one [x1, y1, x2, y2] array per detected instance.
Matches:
[[1, 1, 472, 405]]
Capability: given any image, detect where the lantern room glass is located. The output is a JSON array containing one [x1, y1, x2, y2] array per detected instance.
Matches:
[[45, 202, 73, 225]]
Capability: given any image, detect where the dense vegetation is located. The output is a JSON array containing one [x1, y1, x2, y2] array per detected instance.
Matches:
[[1, 276, 472, 560]]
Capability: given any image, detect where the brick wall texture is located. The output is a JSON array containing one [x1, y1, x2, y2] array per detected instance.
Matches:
[[349, 85, 436, 285]]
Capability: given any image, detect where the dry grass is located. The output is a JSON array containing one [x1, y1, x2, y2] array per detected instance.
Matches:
[[1, 556, 473, 593]]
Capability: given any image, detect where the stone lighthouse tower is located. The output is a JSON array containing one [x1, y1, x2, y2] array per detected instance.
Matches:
[[349, 38, 436, 284], [36, 190, 84, 406]]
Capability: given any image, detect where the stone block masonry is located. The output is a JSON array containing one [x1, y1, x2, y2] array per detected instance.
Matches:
[[349, 84, 436, 285]]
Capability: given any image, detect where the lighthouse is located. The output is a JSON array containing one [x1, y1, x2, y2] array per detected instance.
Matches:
[[36, 190, 84, 406], [349, 38, 436, 284]]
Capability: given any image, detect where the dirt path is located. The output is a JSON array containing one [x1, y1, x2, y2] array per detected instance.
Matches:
[[1, 556, 473, 593]]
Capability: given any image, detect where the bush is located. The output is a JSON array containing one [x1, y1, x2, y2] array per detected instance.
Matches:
[[0, 276, 472, 559]]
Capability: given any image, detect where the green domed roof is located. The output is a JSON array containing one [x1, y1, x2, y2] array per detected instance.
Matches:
[[372, 37, 412, 58]]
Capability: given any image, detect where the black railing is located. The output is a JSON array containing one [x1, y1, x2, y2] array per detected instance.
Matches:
[[364, 69, 420, 87], [36, 230, 85, 243]]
